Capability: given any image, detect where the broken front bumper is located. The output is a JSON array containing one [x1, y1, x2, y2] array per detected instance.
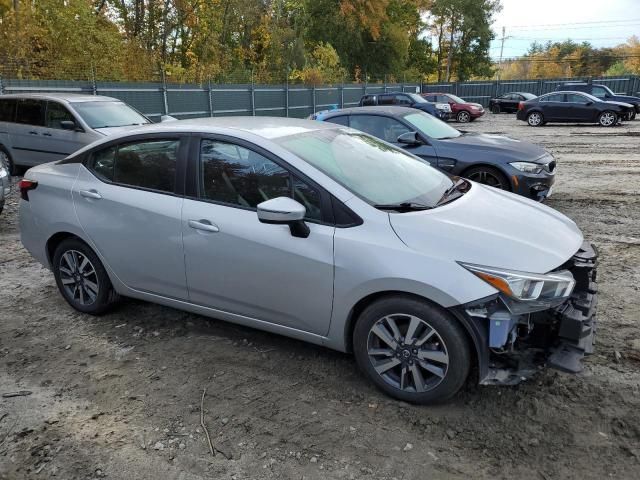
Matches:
[[458, 241, 598, 386]]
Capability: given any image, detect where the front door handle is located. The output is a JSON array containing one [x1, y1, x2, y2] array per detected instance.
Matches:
[[42, 132, 52, 137], [29, 131, 39, 135], [188, 219, 219, 233], [79, 189, 102, 200]]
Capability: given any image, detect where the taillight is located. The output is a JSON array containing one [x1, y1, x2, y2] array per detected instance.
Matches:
[[18, 179, 38, 201], [518, 101, 525, 111]]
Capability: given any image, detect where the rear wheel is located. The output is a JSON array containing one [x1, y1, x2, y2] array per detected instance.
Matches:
[[491, 104, 501, 114], [456, 110, 471, 123], [0, 147, 16, 176], [353, 296, 471, 404], [464, 165, 510, 190], [52, 238, 119, 315], [527, 111, 543, 127], [598, 111, 617, 127]]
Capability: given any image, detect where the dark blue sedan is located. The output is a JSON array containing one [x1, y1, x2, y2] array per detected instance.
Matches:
[[316, 106, 556, 201]]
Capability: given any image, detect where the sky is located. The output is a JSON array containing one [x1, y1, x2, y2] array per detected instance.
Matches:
[[489, 0, 640, 59]]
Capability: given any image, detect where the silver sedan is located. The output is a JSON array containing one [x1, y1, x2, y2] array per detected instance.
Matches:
[[19, 117, 597, 403]]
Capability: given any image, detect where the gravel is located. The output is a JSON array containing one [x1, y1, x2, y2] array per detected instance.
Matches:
[[0, 114, 639, 479]]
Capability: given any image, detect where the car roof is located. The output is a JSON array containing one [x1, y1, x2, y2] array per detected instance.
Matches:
[[322, 106, 417, 118], [117, 116, 341, 140], [0, 93, 119, 103]]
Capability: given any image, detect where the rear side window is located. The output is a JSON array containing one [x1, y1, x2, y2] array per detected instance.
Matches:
[[0, 99, 17, 122], [87, 139, 178, 193], [16, 99, 45, 126], [46, 102, 76, 129], [378, 95, 394, 106]]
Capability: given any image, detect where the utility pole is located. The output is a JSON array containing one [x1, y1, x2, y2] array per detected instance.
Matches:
[[496, 26, 508, 96]]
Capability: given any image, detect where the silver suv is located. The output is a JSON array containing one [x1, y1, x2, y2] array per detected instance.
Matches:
[[0, 93, 152, 175], [18, 117, 598, 403]]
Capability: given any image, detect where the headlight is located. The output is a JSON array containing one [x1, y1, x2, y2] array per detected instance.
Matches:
[[460, 263, 575, 313], [509, 161, 543, 174]]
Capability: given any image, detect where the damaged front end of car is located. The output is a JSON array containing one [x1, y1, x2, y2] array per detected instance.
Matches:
[[454, 241, 598, 385]]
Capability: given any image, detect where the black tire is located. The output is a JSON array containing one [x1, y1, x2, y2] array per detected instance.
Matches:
[[353, 295, 471, 404], [463, 165, 511, 191], [456, 110, 471, 123], [0, 200, 4, 215], [52, 237, 119, 315], [527, 111, 544, 127], [0, 146, 18, 177], [627, 111, 636, 121], [491, 104, 500, 114], [598, 110, 617, 127]]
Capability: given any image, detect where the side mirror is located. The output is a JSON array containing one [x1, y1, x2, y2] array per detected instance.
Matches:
[[60, 120, 80, 131], [257, 197, 310, 238], [585, 101, 593, 106], [397, 131, 423, 146]]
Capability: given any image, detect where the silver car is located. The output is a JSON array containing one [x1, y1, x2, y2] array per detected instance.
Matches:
[[19, 117, 598, 403], [0, 93, 153, 175]]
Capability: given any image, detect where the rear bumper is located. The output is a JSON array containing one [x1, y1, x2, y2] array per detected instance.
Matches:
[[456, 241, 598, 386]]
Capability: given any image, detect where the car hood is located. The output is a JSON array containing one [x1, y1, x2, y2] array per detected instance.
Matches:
[[610, 94, 640, 105], [389, 183, 583, 274], [93, 125, 151, 136], [604, 100, 634, 108], [436, 133, 548, 162]]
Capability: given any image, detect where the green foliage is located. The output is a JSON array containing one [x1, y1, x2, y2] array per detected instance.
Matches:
[[0, 0, 500, 83]]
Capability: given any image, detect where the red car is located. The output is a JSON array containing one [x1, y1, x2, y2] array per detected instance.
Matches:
[[422, 93, 485, 123]]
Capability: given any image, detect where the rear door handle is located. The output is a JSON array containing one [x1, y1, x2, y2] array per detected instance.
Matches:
[[42, 132, 52, 137], [79, 189, 102, 200], [29, 131, 39, 135], [188, 219, 219, 233]]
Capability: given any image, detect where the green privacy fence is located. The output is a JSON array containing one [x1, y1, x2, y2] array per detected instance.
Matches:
[[0, 75, 637, 119]]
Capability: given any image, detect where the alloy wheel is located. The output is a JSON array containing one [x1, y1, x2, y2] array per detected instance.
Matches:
[[0, 150, 11, 175], [528, 112, 542, 126], [467, 169, 506, 189], [59, 250, 100, 306], [599, 111, 616, 126], [367, 314, 449, 393], [457, 111, 470, 123]]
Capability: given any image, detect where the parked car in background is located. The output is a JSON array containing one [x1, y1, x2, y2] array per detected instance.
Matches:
[[489, 92, 537, 113], [421, 93, 485, 123], [0, 159, 9, 214], [0, 93, 154, 175], [358, 92, 451, 120], [517, 91, 634, 127], [555, 82, 640, 120], [19, 117, 597, 404], [317, 106, 556, 201]]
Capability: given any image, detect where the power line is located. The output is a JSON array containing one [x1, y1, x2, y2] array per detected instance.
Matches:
[[502, 18, 640, 29]]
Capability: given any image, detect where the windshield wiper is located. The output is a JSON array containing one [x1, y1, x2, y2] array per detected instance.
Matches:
[[436, 178, 468, 206], [374, 202, 433, 212]]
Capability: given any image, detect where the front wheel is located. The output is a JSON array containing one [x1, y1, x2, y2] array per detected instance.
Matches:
[[353, 296, 471, 404], [52, 238, 119, 315], [527, 111, 544, 127], [598, 111, 618, 127], [0, 147, 16, 176], [627, 111, 636, 121], [456, 110, 471, 123], [464, 165, 510, 190]]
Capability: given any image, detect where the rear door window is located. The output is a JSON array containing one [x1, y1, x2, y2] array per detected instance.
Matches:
[[540, 94, 564, 102], [87, 139, 179, 194], [566, 94, 589, 104], [378, 95, 394, 106], [16, 99, 45, 126], [0, 99, 16, 122]]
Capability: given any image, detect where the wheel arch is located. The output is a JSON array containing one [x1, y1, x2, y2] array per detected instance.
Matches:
[[460, 163, 513, 191], [46, 231, 84, 268], [342, 291, 484, 377]]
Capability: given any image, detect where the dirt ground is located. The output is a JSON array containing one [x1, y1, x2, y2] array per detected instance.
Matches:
[[1, 114, 639, 480]]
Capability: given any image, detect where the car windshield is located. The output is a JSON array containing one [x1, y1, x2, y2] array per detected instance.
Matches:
[[276, 129, 453, 208], [403, 111, 461, 140], [407, 93, 428, 104], [71, 101, 150, 129], [446, 94, 465, 103]]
